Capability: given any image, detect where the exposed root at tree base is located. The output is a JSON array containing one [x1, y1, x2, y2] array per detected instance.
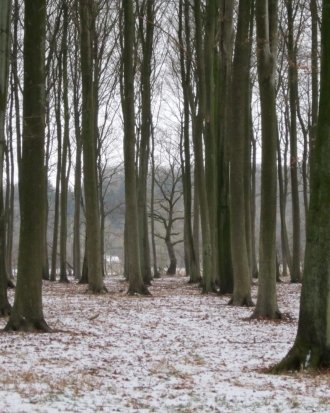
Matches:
[[3, 317, 52, 333], [250, 309, 282, 321], [271, 342, 330, 374], [0, 303, 11, 317], [86, 285, 108, 294], [228, 297, 255, 307], [127, 285, 151, 296]]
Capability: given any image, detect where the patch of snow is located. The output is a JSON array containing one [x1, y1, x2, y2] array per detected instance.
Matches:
[[0, 277, 329, 412]]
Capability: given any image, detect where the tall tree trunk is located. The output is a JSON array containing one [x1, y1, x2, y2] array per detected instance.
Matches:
[[193, 0, 214, 293], [5, 0, 50, 331], [59, 2, 70, 283], [72, 6, 82, 281], [50, 63, 62, 282], [122, 0, 149, 295], [217, 0, 234, 293], [137, 0, 153, 286], [229, 0, 253, 306], [277, 134, 292, 278], [150, 125, 160, 278], [179, 0, 200, 284], [79, 0, 106, 293], [309, 0, 318, 163], [287, 0, 301, 283], [252, 0, 281, 319], [274, 0, 330, 370], [0, 0, 12, 316]]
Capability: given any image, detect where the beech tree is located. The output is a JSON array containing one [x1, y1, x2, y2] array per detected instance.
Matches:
[[0, 0, 12, 316], [79, 0, 107, 293], [252, 0, 281, 319], [121, 0, 149, 295], [5, 0, 50, 331], [274, 0, 330, 371], [229, 0, 254, 306]]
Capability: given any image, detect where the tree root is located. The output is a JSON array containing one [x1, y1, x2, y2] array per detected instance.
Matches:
[[250, 308, 282, 320], [271, 341, 330, 373], [127, 284, 151, 296], [4, 316, 52, 333], [0, 303, 12, 317], [228, 296, 254, 307]]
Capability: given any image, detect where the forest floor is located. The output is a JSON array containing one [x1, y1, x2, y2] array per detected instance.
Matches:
[[0, 276, 329, 413]]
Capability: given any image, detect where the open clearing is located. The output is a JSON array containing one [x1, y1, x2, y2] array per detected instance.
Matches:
[[0, 276, 329, 412]]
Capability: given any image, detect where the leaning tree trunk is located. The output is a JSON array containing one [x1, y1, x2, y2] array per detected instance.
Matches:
[[0, 0, 12, 316], [274, 0, 330, 370], [252, 0, 281, 319], [5, 0, 51, 332]]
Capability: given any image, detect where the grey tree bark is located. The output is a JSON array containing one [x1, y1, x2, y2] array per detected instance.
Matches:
[[79, 0, 107, 293], [252, 0, 281, 319], [122, 0, 149, 295], [229, 0, 253, 306], [274, 0, 330, 370], [0, 0, 12, 316], [5, 0, 51, 331]]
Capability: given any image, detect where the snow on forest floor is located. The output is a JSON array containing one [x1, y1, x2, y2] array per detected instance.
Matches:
[[0, 276, 329, 413]]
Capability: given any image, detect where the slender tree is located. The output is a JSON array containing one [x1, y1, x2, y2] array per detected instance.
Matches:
[[137, 0, 154, 285], [252, 0, 281, 319], [5, 0, 50, 331], [286, 0, 301, 283], [79, 0, 107, 293], [0, 0, 12, 316], [122, 0, 149, 295], [178, 0, 201, 284]]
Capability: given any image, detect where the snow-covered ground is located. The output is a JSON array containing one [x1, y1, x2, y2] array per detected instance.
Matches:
[[0, 276, 329, 413]]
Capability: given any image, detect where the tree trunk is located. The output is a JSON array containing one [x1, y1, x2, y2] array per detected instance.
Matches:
[[5, 0, 50, 331], [287, 0, 301, 283], [79, 0, 106, 294], [0, 0, 12, 316], [252, 0, 281, 319], [274, 0, 330, 369], [217, 0, 234, 293], [122, 0, 149, 295], [178, 0, 200, 284], [165, 236, 177, 276], [73, 33, 82, 281], [229, 0, 254, 307], [193, 0, 214, 293], [137, 0, 153, 286], [59, 2, 70, 283], [50, 62, 62, 282]]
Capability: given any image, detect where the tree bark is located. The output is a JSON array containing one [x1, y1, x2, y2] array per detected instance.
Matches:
[[274, 0, 330, 369], [0, 0, 12, 316], [79, 0, 107, 293], [229, 0, 253, 306], [287, 0, 301, 283], [252, 0, 281, 319], [122, 0, 149, 295], [5, 0, 50, 331]]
